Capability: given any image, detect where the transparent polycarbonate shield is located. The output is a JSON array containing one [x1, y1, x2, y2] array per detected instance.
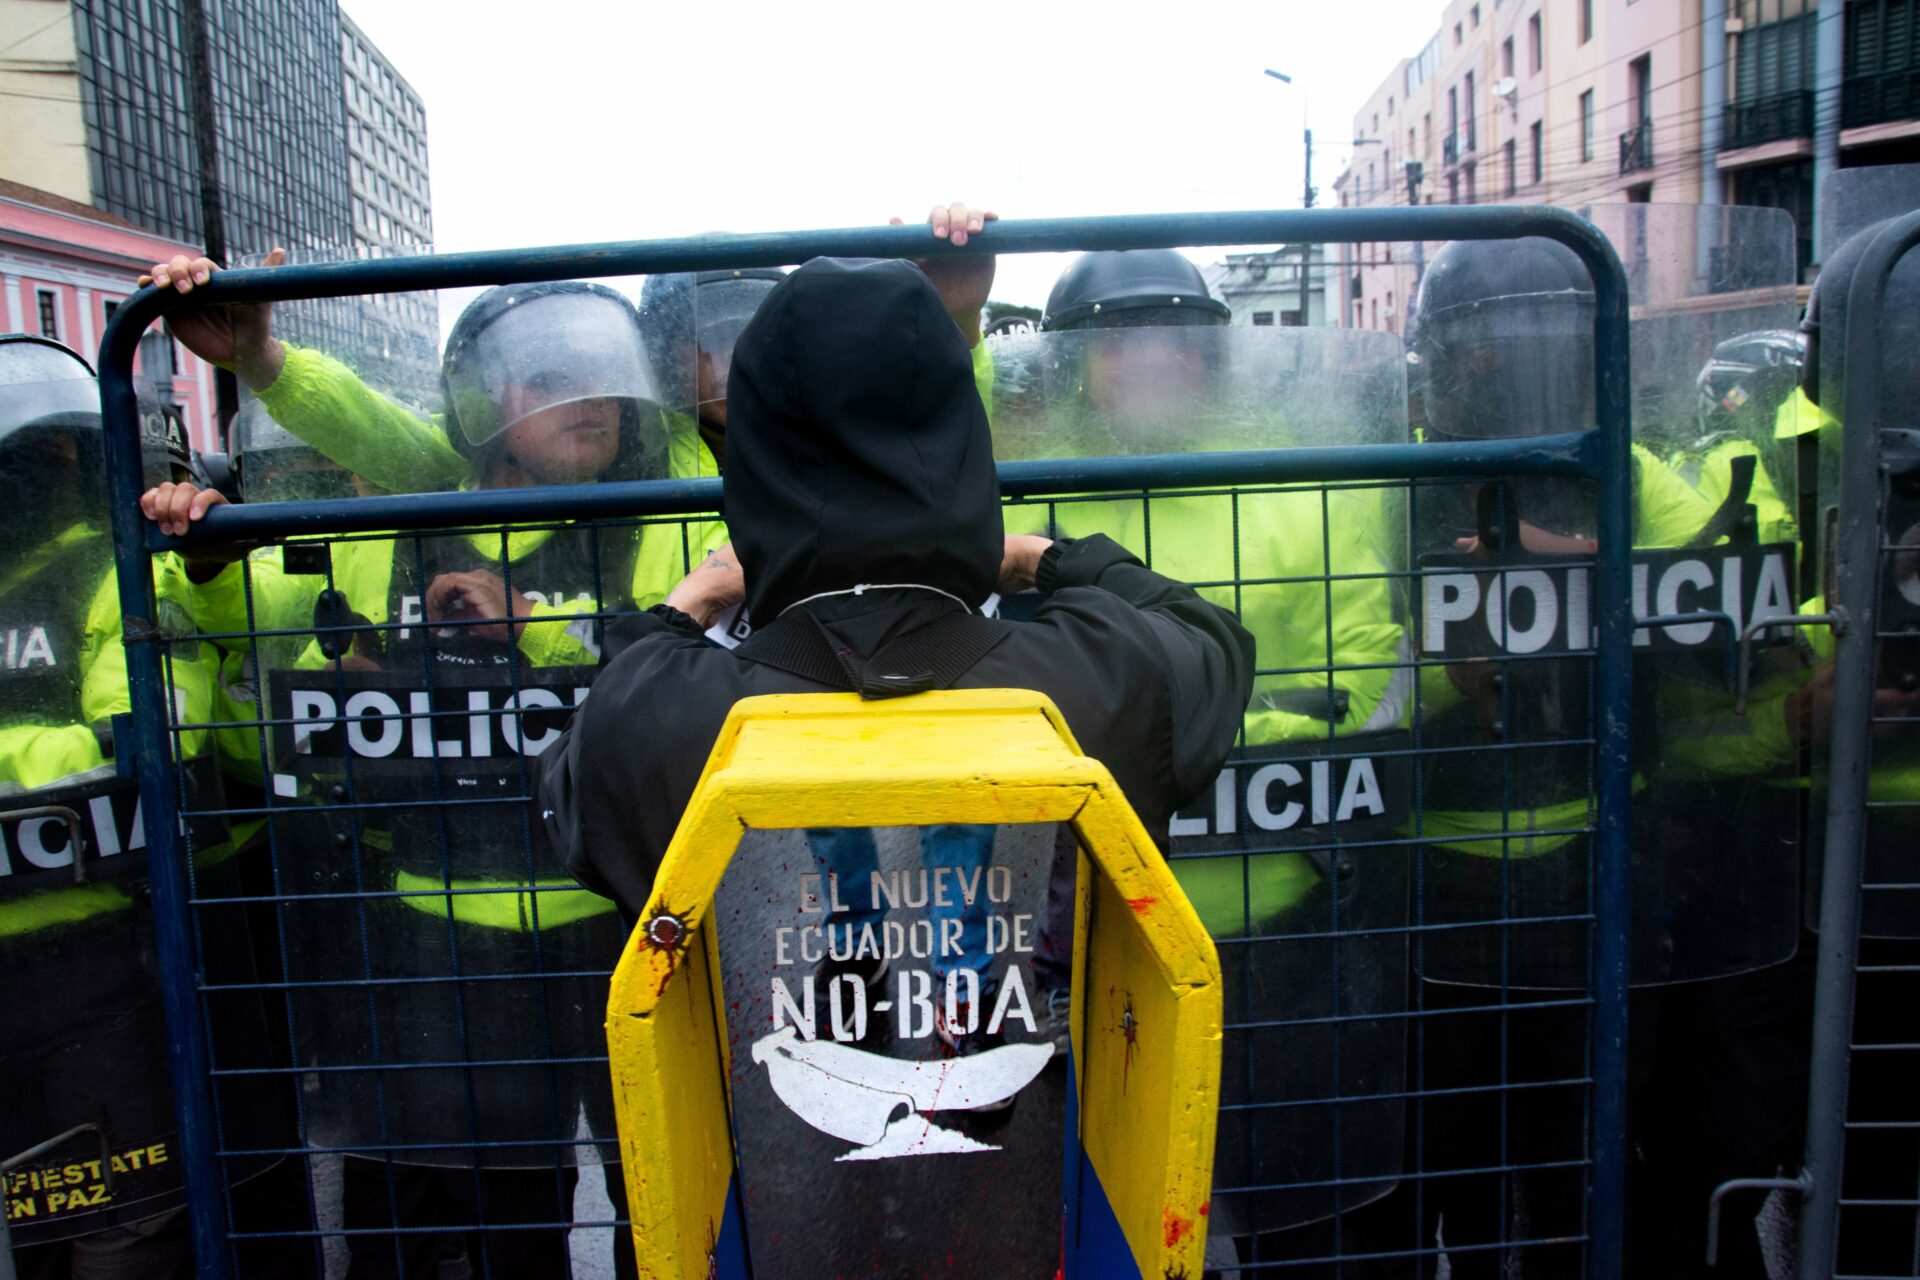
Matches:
[[986, 323, 1408, 461], [988, 322, 1414, 1231], [0, 775, 190, 1242], [0, 385, 112, 757], [219, 255, 688, 495], [1172, 742, 1411, 1233], [255, 522, 641, 1167], [1810, 228, 1920, 939], [1815, 163, 1920, 264], [1416, 204, 1803, 988], [231, 393, 362, 504], [711, 823, 1070, 1278], [1585, 204, 1801, 455]]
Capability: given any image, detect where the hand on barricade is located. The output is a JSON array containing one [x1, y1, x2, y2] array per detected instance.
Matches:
[[891, 201, 996, 347], [663, 543, 745, 630], [425, 570, 534, 645], [140, 482, 240, 579], [140, 247, 288, 390]]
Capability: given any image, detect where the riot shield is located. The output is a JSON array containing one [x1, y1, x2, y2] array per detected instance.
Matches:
[[1809, 171, 1920, 938], [258, 519, 637, 1168], [710, 822, 1068, 1277], [987, 323, 1413, 1234], [1815, 162, 1920, 264], [228, 253, 692, 498], [1413, 205, 1803, 989]]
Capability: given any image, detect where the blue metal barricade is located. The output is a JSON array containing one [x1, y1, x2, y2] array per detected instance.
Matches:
[[1780, 209, 1920, 1280], [86, 207, 1639, 1278]]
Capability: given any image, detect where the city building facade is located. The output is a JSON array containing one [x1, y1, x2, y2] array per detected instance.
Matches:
[[0, 0, 438, 421], [1, 179, 220, 450], [1202, 247, 1333, 327], [1333, 0, 1920, 333]]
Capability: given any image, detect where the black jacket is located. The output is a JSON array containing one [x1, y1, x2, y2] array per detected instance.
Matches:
[[537, 258, 1254, 915]]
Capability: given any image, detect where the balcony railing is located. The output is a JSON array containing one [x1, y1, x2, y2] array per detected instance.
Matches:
[[1723, 90, 1813, 150], [1443, 133, 1460, 166], [1619, 119, 1653, 175], [1843, 70, 1920, 130]]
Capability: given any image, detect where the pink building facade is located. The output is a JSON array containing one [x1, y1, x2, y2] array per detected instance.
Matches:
[[0, 179, 219, 452]]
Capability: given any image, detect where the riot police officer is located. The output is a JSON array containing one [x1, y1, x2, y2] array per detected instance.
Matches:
[[999, 249, 1413, 1271], [0, 335, 217, 1278], [144, 283, 670, 1279]]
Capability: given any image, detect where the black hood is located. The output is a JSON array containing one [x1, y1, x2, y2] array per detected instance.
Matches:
[[725, 257, 1003, 628]]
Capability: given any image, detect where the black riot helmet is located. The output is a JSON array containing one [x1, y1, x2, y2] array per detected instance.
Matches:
[[0, 334, 104, 528], [440, 280, 666, 478], [1696, 329, 1804, 440], [1041, 250, 1231, 332], [637, 268, 788, 413], [1801, 217, 1920, 417], [1410, 236, 1596, 440]]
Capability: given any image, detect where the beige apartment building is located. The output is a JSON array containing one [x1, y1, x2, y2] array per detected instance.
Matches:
[[1335, 0, 1920, 332]]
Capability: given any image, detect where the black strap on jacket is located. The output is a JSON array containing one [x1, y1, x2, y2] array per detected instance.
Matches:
[[735, 606, 1014, 700]]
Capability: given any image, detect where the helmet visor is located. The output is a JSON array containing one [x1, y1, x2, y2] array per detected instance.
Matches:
[[445, 291, 661, 447]]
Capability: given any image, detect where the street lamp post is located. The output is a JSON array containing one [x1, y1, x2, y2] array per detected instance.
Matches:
[[1264, 70, 1386, 326]]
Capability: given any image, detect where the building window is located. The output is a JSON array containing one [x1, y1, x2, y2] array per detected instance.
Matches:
[[1580, 0, 1594, 44], [102, 299, 118, 329], [1529, 11, 1543, 72], [36, 290, 58, 340], [1252, 311, 1275, 326], [1504, 139, 1518, 194], [1531, 119, 1544, 181], [1627, 182, 1653, 201], [1465, 71, 1477, 149], [1630, 54, 1652, 125], [1472, 3, 1481, 26], [1580, 89, 1596, 161], [1455, 21, 1463, 45], [1503, 36, 1516, 77], [1372, 299, 1380, 328], [1388, 95, 1395, 115]]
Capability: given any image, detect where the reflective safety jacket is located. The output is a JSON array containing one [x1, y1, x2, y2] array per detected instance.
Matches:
[[1000, 449, 1408, 936], [251, 344, 728, 610], [186, 529, 632, 933]]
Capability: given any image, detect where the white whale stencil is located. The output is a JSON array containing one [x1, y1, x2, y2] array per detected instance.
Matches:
[[751, 1026, 1052, 1160]]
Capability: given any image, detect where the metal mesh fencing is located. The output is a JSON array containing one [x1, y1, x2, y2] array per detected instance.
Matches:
[[80, 209, 1641, 1279]]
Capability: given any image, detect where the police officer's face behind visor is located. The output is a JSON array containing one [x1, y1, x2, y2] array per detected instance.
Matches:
[[1085, 333, 1211, 436], [697, 345, 731, 429], [496, 389, 621, 485]]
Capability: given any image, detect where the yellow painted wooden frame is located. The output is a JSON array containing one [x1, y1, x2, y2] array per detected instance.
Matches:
[[605, 689, 1222, 1279]]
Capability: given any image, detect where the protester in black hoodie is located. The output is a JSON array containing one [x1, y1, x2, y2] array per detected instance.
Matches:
[[537, 256, 1254, 923]]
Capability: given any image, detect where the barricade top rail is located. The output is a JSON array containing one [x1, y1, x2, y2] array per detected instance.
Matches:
[[95, 206, 1628, 547]]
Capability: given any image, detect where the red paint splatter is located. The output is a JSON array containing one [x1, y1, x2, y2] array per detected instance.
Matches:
[[1198, 1200, 1210, 1217], [1127, 895, 1158, 916], [1163, 1208, 1195, 1249]]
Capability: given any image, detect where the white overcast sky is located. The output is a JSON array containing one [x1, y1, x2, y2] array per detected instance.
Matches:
[[339, 0, 1440, 318]]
